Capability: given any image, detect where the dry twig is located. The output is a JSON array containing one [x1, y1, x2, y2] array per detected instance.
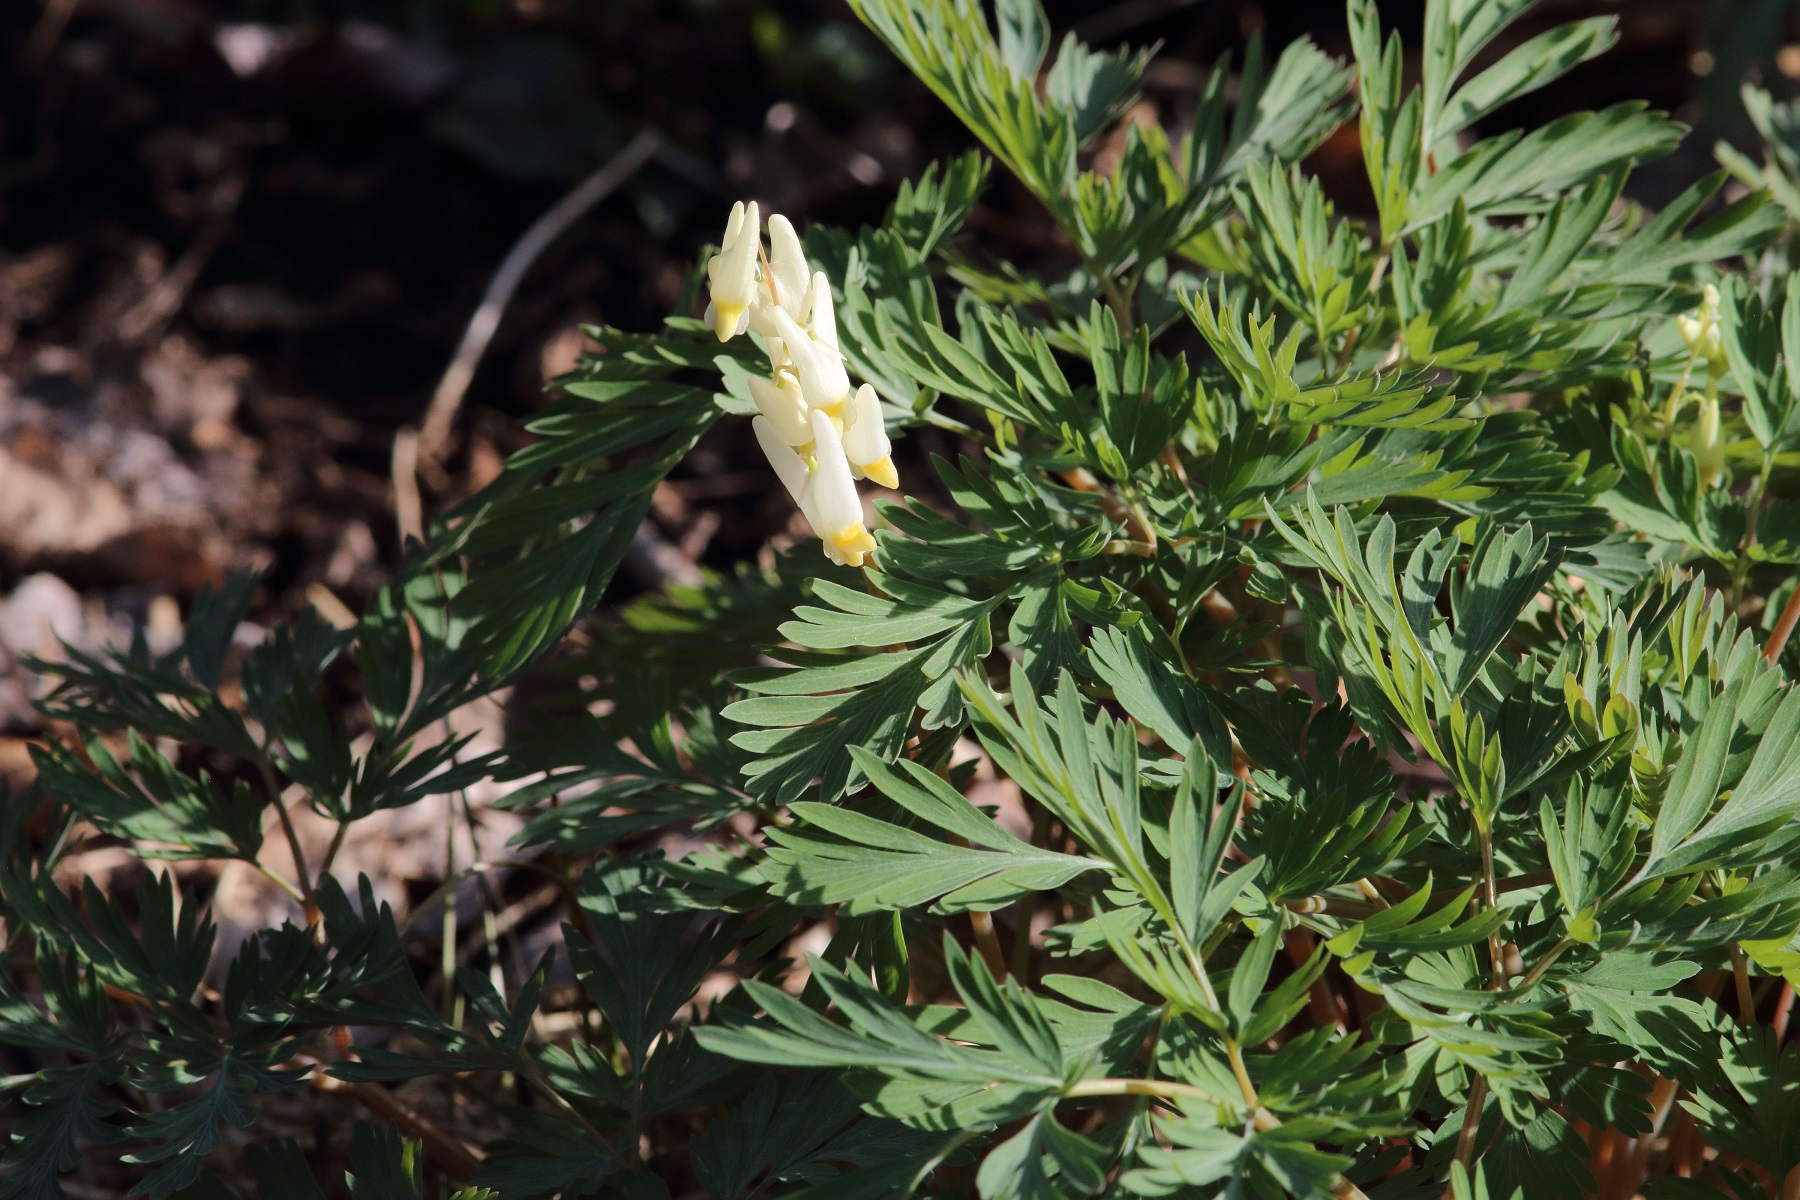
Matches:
[[311, 1070, 486, 1178], [415, 129, 667, 464]]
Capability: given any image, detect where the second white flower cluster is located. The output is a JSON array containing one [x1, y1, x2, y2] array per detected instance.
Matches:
[[1676, 284, 1726, 489], [706, 200, 895, 568]]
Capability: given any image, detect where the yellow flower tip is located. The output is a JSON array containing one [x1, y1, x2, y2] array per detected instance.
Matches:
[[826, 525, 877, 567], [711, 302, 747, 341], [862, 456, 899, 490]]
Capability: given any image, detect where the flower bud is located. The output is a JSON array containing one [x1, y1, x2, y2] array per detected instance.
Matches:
[[1700, 326, 1724, 368], [1677, 284, 1726, 371], [1676, 314, 1702, 353], [705, 201, 760, 342], [1568, 908, 1600, 945], [1691, 393, 1724, 488]]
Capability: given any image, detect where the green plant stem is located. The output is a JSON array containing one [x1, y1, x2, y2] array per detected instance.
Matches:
[[913, 406, 977, 436], [253, 862, 307, 905], [904, 1129, 983, 1195], [262, 777, 304, 871], [1661, 346, 1702, 429], [460, 788, 516, 996], [1448, 821, 1508, 1189], [1343, 235, 1398, 365], [1124, 490, 1158, 551], [511, 1050, 620, 1160], [440, 791, 459, 1025], [1731, 450, 1776, 613], [1688, 877, 1752, 1031], [1281, 870, 1556, 927], [1729, 943, 1756, 1026], [1102, 539, 1158, 556], [40, 808, 76, 869], [1065, 1076, 1232, 1107], [1175, 939, 1259, 1111], [316, 819, 350, 884], [1365, 246, 1392, 303], [255, 753, 315, 907], [1094, 263, 1135, 337], [1199, 916, 1236, 962], [1478, 825, 1504, 988], [1447, 1076, 1489, 1190], [970, 907, 1008, 981], [1515, 937, 1572, 992], [1011, 806, 1052, 982]]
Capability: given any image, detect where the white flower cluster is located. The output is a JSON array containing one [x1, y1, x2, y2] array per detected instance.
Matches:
[[1676, 284, 1726, 488], [705, 201, 896, 569], [1676, 283, 1724, 369]]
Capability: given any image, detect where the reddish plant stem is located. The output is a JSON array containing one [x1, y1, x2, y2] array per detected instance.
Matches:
[[1283, 927, 1345, 1032], [1445, 1077, 1488, 1192], [312, 1071, 485, 1178], [969, 908, 1008, 981], [1729, 944, 1756, 1026], [1767, 584, 1800, 666]]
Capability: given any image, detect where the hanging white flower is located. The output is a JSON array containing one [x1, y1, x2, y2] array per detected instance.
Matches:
[[751, 412, 877, 568], [841, 383, 897, 490], [754, 416, 810, 508], [802, 410, 877, 568], [749, 373, 812, 448], [745, 215, 812, 338], [772, 307, 850, 418], [704, 200, 760, 342]]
